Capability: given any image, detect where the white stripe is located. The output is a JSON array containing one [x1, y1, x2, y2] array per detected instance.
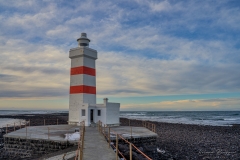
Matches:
[[71, 57, 95, 68], [70, 74, 96, 86], [69, 94, 96, 105]]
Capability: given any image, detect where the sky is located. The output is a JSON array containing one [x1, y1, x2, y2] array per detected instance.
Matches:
[[0, 0, 240, 111]]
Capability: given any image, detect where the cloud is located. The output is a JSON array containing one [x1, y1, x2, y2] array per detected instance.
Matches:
[[0, 0, 239, 113], [0, 37, 69, 99], [96, 51, 240, 97], [148, 0, 173, 12], [1, 35, 239, 99]]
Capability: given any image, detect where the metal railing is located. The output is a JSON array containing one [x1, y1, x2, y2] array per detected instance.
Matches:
[[128, 119, 156, 133], [142, 121, 156, 133], [75, 121, 85, 160], [98, 121, 152, 160], [3, 120, 29, 134], [2, 119, 62, 134]]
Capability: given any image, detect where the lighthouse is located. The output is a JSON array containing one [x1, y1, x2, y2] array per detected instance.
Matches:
[[68, 33, 120, 126], [68, 33, 97, 124]]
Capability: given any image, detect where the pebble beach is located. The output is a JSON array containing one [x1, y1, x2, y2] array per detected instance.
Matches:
[[120, 118, 240, 160]]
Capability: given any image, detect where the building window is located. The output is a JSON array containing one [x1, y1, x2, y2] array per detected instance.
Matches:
[[82, 109, 85, 116], [98, 110, 101, 116]]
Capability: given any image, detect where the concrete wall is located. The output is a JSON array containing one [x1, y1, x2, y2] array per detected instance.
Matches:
[[94, 104, 107, 125], [78, 104, 89, 125], [69, 47, 97, 60], [3, 137, 75, 159], [106, 102, 120, 125], [70, 74, 96, 87], [71, 56, 96, 68]]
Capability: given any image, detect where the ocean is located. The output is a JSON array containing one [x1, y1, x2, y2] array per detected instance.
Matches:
[[120, 111, 240, 126], [0, 110, 240, 128]]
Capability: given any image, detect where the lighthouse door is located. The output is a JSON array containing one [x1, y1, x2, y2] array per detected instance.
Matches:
[[90, 109, 94, 122]]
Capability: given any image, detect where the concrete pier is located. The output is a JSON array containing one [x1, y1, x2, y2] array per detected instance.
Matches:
[[110, 126, 157, 139], [83, 127, 116, 160], [4, 125, 79, 142], [3, 125, 157, 159]]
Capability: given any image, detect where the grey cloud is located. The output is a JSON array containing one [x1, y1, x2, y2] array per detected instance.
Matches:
[[98, 89, 150, 95], [201, 99, 228, 102], [0, 88, 68, 98], [0, 74, 18, 82], [3, 66, 68, 75]]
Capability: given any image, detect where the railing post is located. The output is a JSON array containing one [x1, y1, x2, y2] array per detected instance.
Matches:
[[108, 127, 110, 148], [29, 119, 30, 126], [130, 143, 132, 160], [82, 128, 85, 147], [79, 127, 81, 139], [78, 149, 80, 160], [48, 127, 49, 140], [44, 119, 45, 126], [116, 134, 118, 160], [6, 124, 8, 134], [26, 126, 27, 139], [20, 121, 21, 129], [57, 119, 58, 125], [14, 122, 15, 131], [81, 130, 84, 160], [98, 120, 100, 132], [129, 119, 130, 126], [131, 127, 132, 138]]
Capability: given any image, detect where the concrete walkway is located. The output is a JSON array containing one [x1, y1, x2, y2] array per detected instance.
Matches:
[[83, 127, 116, 160]]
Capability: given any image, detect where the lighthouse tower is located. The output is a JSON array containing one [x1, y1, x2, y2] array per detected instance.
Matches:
[[68, 33, 97, 125]]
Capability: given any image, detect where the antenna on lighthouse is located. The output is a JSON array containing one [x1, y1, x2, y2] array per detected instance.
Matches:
[[77, 33, 90, 47]]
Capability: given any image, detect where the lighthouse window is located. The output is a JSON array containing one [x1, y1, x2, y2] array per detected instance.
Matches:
[[82, 109, 86, 116], [80, 43, 88, 46], [98, 110, 101, 116]]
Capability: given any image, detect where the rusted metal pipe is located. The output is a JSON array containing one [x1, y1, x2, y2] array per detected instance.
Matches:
[[116, 134, 118, 160], [26, 126, 27, 139], [108, 127, 110, 148], [131, 127, 132, 138], [130, 143, 132, 160]]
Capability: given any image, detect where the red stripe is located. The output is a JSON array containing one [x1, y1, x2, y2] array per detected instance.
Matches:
[[70, 85, 96, 94], [71, 66, 95, 76]]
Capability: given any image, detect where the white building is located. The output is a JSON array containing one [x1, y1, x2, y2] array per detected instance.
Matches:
[[68, 33, 120, 126]]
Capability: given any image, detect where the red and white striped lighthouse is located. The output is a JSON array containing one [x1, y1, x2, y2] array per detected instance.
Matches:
[[68, 33, 97, 124]]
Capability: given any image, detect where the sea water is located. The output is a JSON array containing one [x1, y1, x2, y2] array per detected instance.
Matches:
[[120, 111, 240, 126], [0, 110, 68, 128], [1, 110, 240, 127]]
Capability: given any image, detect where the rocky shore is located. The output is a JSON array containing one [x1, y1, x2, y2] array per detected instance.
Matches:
[[120, 118, 240, 160]]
